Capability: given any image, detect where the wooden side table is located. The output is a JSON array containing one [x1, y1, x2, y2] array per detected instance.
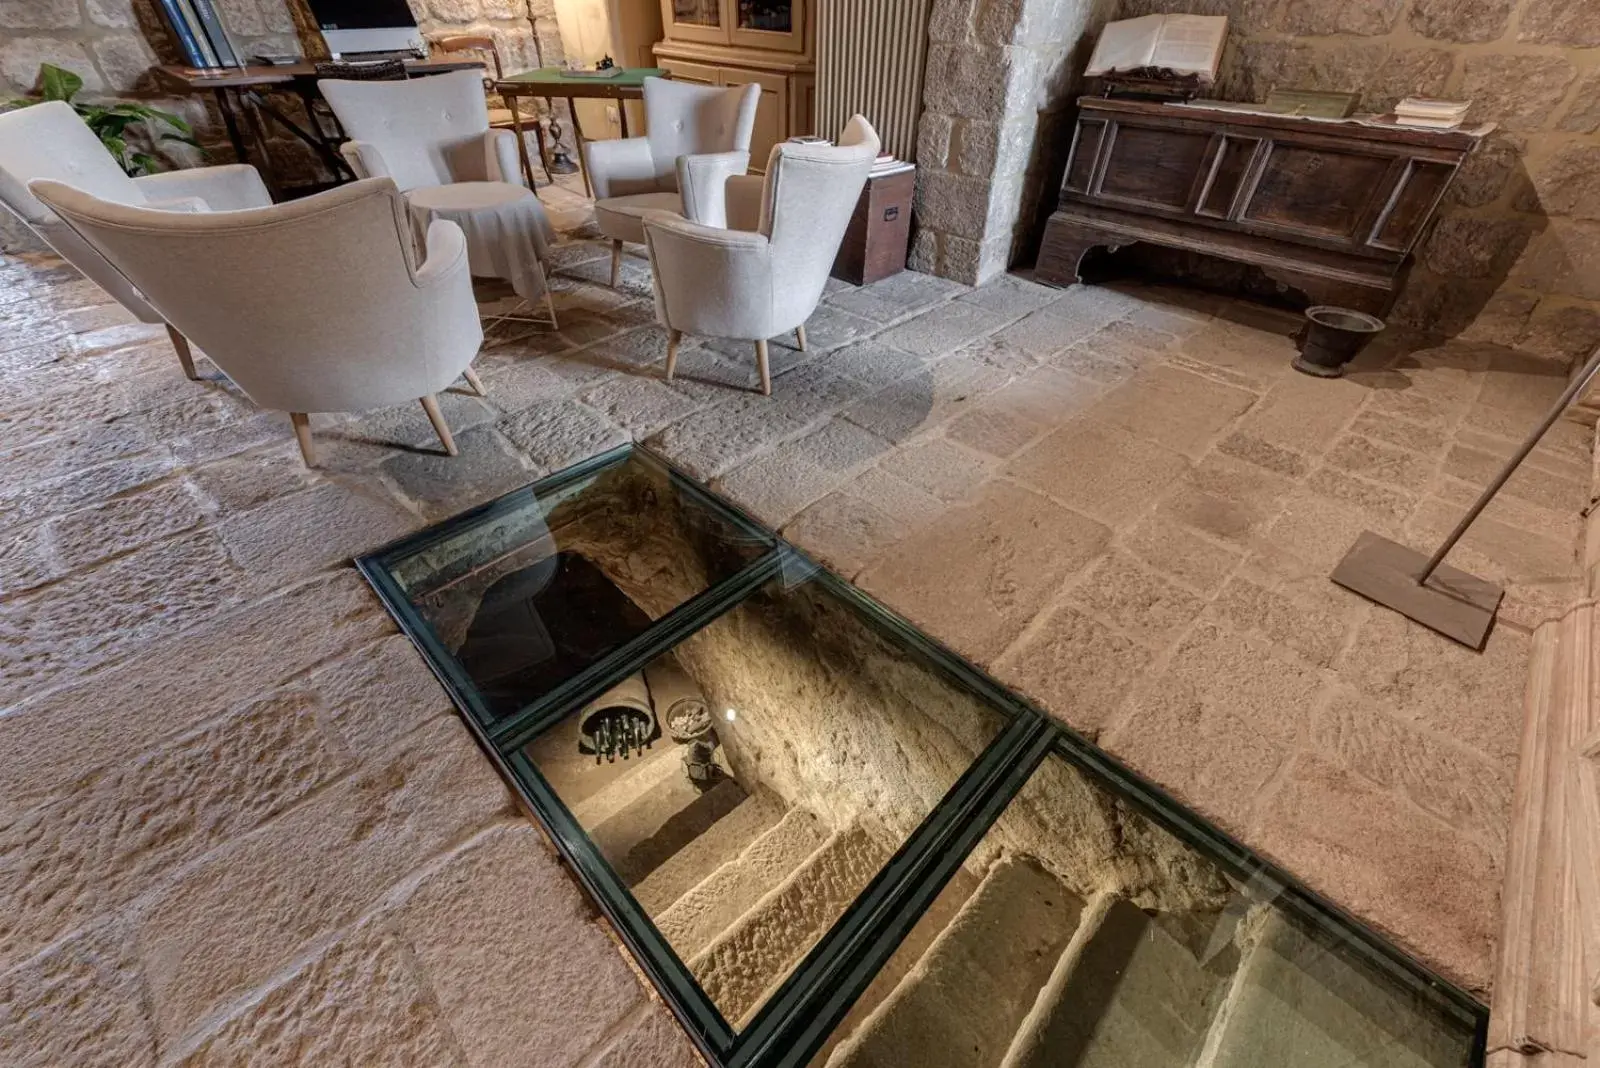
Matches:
[[831, 167, 914, 286]]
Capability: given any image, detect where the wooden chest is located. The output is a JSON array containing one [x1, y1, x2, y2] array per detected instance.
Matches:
[[1036, 98, 1483, 315], [832, 167, 915, 286]]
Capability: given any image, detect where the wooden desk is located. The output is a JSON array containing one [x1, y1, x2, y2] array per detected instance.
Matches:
[[495, 67, 667, 197], [1036, 97, 1485, 316], [154, 59, 483, 196]]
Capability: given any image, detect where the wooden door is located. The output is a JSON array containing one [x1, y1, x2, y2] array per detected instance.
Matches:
[[728, 0, 807, 53], [659, 57, 721, 86], [720, 68, 788, 171]]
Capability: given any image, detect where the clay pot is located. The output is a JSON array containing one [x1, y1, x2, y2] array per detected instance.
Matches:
[[1293, 305, 1385, 378]]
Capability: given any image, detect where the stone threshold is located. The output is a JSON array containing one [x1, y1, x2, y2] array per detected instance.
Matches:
[[1488, 413, 1600, 1066]]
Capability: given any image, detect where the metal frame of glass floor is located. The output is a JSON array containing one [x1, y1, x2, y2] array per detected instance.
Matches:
[[357, 443, 1488, 1068]]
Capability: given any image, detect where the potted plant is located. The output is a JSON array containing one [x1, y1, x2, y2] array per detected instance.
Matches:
[[1, 63, 199, 176]]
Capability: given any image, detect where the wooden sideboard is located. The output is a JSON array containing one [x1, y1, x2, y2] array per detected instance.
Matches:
[[1036, 98, 1483, 315]]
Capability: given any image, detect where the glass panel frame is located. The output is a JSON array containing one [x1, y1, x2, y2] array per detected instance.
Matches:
[[358, 443, 1488, 1068]]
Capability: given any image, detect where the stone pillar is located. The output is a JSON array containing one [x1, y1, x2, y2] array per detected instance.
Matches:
[[909, 0, 1115, 285]]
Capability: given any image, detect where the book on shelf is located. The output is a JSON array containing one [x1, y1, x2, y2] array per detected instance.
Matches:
[[1086, 14, 1228, 85], [1391, 97, 1471, 129], [189, 0, 241, 67]]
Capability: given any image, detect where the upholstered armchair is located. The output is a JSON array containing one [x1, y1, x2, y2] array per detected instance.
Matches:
[[320, 70, 526, 192], [587, 77, 759, 286], [30, 177, 484, 468], [0, 100, 272, 379], [643, 116, 880, 396]]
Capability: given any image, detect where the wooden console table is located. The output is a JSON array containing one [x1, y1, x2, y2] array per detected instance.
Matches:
[[1036, 98, 1485, 315]]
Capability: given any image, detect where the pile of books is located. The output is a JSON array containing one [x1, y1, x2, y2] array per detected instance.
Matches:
[[1392, 98, 1471, 129], [870, 152, 913, 178]]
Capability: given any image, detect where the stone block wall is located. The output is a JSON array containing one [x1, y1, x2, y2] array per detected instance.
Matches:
[[910, 0, 1117, 284]]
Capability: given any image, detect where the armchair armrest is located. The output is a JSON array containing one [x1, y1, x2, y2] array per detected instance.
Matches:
[[584, 136, 655, 199], [485, 129, 523, 187], [339, 141, 392, 182], [132, 163, 272, 210], [414, 218, 469, 290], [724, 174, 766, 234], [676, 150, 750, 228], [140, 195, 209, 213], [641, 209, 775, 340]]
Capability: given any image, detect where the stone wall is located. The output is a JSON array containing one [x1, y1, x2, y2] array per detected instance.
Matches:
[[910, 0, 1118, 284]]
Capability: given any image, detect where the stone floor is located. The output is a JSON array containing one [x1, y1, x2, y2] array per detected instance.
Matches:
[[1, 175, 1589, 1063]]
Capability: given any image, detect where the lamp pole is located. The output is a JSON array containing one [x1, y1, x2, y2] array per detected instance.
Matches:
[[527, 1, 580, 174]]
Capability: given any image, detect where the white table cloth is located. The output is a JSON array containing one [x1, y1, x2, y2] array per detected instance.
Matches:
[[406, 181, 556, 302]]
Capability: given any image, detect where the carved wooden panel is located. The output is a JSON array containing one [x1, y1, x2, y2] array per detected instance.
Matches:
[[1239, 143, 1393, 242], [1063, 118, 1104, 194], [1368, 159, 1457, 254], [1095, 123, 1212, 213], [1197, 135, 1259, 219]]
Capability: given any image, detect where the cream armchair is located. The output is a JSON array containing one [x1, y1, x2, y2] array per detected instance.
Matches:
[[0, 100, 272, 379], [645, 116, 880, 396], [587, 77, 759, 286], [319, 70, 525, 191], [30, 177, 484, 468]]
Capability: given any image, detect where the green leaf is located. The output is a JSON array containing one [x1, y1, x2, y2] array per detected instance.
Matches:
[[38, 64, 83, 103], [129, 153, 162, 176]]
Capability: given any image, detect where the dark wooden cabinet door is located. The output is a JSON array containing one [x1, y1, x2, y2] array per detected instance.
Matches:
[[1092, 121, 1212, 215]]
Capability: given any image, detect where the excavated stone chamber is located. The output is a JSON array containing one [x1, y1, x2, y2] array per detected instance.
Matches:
[[361, 445, 1487, 1068]]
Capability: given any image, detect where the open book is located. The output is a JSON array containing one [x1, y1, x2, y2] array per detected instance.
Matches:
[[1085, 14, 1228, 84]]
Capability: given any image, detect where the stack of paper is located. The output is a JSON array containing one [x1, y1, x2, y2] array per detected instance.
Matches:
[[870, 152, 913, 177], [1392, 98, 1471, 128]]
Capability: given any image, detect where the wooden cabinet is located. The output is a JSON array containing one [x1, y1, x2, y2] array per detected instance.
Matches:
[[654, 0, 812, 173], [1037, 98, 1482, 316]]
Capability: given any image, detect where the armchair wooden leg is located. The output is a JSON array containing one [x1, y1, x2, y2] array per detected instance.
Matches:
[[610, 239, 623, 288], [795, 325, 807, 352], [665, 329, 683, 382], [462, 367, 487, 397], [420, 394, 458, 456], [289, 412, 315, 467], [756, 339, 771, 396], [166, 324, 199, 380]]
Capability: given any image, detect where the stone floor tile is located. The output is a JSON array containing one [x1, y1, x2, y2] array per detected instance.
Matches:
[[822, 338, 927, 391], [1209, 572, 1361, 669], [479, 355, 585, 412], [1323, 433, 1440, 495], [0, 921, 157, 1068], [1404, 496, 1581, 628], [944, 403, 1041, 459], [1155, 454, 1296, 548], [872, 436, 994, 502], [1258, 487, 1408, 578], [218, 482, 417, 592], [1066, 552, 1207, 648], [1346, 411, 1450, 458], [498, 400, 630, 476], [1050, 337, 1153, 387], [1455, 426, 1589, 483], [839, 465, 950, 531], [188, 445, 315, 513], [340, 393, 499, 456], [1178, 320, 1297, 387], [580, 374, 707, 437], [1362, 385, 1470, 430], [1101, 622, 1321, 834], [2, 450, 177, 534], [875, 300, 1010, 358], [647, 392, 817, 480], [1338, 607, 1528, 769], [1118, 514, 1243, 597], [393, 823, 647, 1068], [582, 1001, 701, 1068], [0, 524, 55, 597], [170, 409, 299, 468], [840, 353, 1012, 444], [858, 480, 1109, 663], [308, 635, 454, 755], [988, 306, 1104, 361], [781, 491, 910, 578], [955, 273, 1062, 318], [1305, 466, 1419, 526], [1236, 372, 1368, 455], [1214, 431, 1311, 479], [0, 532, 248, 707], [382, 426, 534, 520], [1248, 754, 1499, 995], [799, 303, 878, 352], [994, 603, 1150, 740], [1009, 419, 1189, 528], [1037, 283, 1143, 328], [1443, 442, 1590, 512], [715, 418, 891, 526], [134, 718, 511, 1045], [174, 916, 465, 1068], [978, 364, 1104, 429], [1310, 687, 1513, 855], [42, 480, 209, 572], [1085, 365, 1257, 459], [0, 572, 386, 816]]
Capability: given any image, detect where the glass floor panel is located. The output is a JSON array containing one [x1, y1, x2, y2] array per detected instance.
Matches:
[[521, 573, 1008, 1030], [811, 746, 1479, 1068], [359, 444, 1486, 1068]]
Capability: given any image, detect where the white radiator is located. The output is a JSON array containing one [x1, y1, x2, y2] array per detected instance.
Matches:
[[815, 0, 931, 161]]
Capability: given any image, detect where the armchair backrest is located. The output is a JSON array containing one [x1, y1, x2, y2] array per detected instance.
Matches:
[[321, 70, 491, 191], [763, 115, 880, 325], [643, 77, 760, 191], [0, 100, 159, 320], [29, 177, 476, 413]]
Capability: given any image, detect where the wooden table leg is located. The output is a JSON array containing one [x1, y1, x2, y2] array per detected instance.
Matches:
[[567, 95, 592, 199], [506, 94, 538, 191], [238, 89, 283, 200], [617, 95, 630, 139], [214, 87, 248, 167]]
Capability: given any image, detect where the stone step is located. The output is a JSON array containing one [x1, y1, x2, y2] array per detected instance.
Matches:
[[591, 769, 749, 888], [631, 788, 787, 916], [823, 854, 1086, 1068], [999, 895, 1234, 1068], [1195, 910, 1470, 1068], [654, 807, 831, 961], [690, 822, 893, 1027]]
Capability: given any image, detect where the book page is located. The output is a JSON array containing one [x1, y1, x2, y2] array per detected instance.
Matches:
[[1085, 15, 1163, 76], [1149, 14, 1228, 79]]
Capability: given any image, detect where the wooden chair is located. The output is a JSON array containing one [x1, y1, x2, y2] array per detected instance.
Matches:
[[432, 35, 551, 189]]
